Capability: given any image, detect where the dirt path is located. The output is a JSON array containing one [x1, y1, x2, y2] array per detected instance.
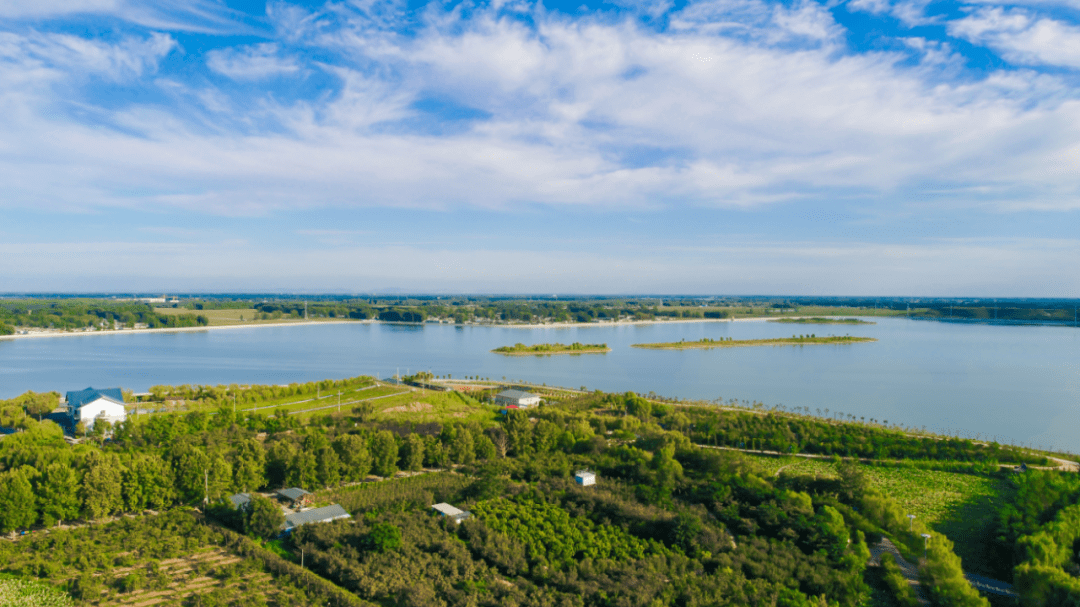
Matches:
[[869, 538, 929, 605]]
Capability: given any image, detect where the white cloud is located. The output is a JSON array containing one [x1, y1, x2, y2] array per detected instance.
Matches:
[[207, 43, 300, 79], [0, 0, 254, 34], [0, 1, 1077, 220], [950, 8, 1080, 68]]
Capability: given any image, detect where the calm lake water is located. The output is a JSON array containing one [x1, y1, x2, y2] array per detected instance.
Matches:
[[2, 318, 1078, 451]]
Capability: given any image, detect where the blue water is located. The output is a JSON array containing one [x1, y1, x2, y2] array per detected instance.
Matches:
[[1, 318, 1078, 451]]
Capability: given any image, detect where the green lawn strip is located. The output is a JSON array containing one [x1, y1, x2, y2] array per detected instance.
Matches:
[[631, 336, 876, 349], [367, 390, 498, 425], [244, 385, 398, 414]]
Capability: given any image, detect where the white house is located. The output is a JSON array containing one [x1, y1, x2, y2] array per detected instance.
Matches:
[[65, 387, 126, 430], [575, 470, 597, 486], [494, 389, 541, 408]]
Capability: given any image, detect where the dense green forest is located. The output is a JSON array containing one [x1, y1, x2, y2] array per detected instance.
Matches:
[[0, 380, 1061, 606]]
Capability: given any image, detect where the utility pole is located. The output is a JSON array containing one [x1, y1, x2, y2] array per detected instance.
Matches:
[[203, 469, 209, 506], [337, 391, 342, 414]]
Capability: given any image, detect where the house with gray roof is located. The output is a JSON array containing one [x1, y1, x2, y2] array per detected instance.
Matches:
[[283, 504, 351, 531], [228, 493, 252, 510], [276, 487, 311, 507], [65, 387, 126, 430]]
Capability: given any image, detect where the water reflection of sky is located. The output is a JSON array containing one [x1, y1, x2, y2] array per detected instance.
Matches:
[[2, 318, 1078, 452]]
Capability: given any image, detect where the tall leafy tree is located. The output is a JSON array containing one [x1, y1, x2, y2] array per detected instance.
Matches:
[[36, 462, 81, 526], [81, 451, 123, 519], [400, 434, 425, 471], [332, 434, 371, 481], [245, 494, 285, 539], [371, 431, 399, 478], [122, 453, 175, 511], [0, 469, 36, 532], [231, 438, 266, 492], [170, 442, 211, 504]]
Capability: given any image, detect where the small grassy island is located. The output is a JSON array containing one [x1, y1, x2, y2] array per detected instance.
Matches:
[[632, 334, 877, 349], [769, 317, 876, 325], [493, 342, 610, 355]]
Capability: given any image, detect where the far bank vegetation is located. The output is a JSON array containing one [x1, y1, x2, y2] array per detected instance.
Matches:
[[632, 335, 876, 349]]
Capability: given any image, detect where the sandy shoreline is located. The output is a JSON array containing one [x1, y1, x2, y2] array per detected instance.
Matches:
[[0, 315, 864, 342], [0, 319, 373, 341]]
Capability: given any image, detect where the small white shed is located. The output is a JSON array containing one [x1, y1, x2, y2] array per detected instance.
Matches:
[[575, 470, 597, 486]]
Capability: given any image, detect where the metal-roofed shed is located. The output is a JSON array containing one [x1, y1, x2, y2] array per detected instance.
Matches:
[[283, 504, 351, 531], [494, 389, 541, 408]]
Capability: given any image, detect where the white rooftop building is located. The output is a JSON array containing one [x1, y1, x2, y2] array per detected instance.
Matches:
[[575, 470, 597, 486], [494, 389, 541, 408], [65, 387, 126, 430], [431, 503, 472, 524]]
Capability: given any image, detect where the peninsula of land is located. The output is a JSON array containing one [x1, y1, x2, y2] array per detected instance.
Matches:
[[769, 317, 876, 325], [492, 342, 610, 355], [631, 335, 877, 349]]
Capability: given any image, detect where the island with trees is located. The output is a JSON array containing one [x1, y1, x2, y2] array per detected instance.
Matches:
[[492, 342, 610, 355], [632, 335, 877, 349], [769, 317, 876, 325]]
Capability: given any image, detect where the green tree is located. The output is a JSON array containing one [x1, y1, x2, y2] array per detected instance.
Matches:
[[449, 426, 475, 465], [122, 453, 175, 511], [81, 451, 124, 519], [36, 462, 81, 526], [245, 494, 285, 539], [315, 445, 341, 488], [332, 434, 371, 481], [504, 410, 533, 456], [400, 433, 425, 471], [231, 438, 266, 492], [171, 442, 211, 504], [286, 450, 317, 489], [0, 469, 36, 532], [372, 431, 399, 477], [366, 522, 402, 553]]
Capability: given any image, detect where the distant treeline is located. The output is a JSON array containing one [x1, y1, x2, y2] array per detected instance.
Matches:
[[0, 300, 207, 331]]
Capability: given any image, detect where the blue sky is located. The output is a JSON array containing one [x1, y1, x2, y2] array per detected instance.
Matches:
[[1, 0, 1078, 295]]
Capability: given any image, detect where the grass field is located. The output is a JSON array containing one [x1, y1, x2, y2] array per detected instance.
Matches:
[[153, 307, 360, 327], [748, 453, 1009, 578]]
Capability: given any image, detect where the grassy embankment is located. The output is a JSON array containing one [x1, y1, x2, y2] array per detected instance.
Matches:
[[769, 317, 876, 325], [492, 342, 610, 355], [631, 335, 876, 349], [136, 377, 499, 426], [154, 307, 354, 327], [749, 455, 1008, 579]]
